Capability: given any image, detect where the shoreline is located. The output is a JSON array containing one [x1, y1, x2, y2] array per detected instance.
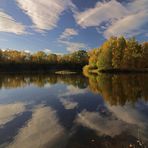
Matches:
[[0, 69, 82, 75], [89, 68, 148, 74]]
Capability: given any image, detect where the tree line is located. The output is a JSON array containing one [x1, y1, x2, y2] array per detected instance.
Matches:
[[0, 36, 147, 72], [84, 36, 148, 72], [0, 49, 88, 72]]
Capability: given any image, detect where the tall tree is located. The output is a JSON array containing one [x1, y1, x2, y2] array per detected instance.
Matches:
[[112, 36, 126, 68]]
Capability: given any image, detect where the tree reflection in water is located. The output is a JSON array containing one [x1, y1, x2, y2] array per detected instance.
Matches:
[[1, 73, 148, 105], [85, 73, 148, 105], [0, 73, 148, 147], [0, 73, 88, 89]]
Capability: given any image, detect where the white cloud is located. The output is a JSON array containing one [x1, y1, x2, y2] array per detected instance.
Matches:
[[74, 0, 148, 38], [59, 28, 78, 40], [43, 48, 63, 55], [127, 0, 148, 13], [16, 0, 74, 32], [59, 85, 88, 97], [75, 107, 148, 143], [104, 10, 148, 38], [75, 110, 132, 137], [0, 103, 25, 126], [106, 102, 148, 131], [58, 28, 87, 53], [74, 0, 128, 28], [59, 40, 87, 53], [7, 106, 67, 148], [0, 11, 26, 34], [106, 102, 148, 143], [23, 50, 31, 53], [43, 49, 52, 53], [60, 98, 78, 109]]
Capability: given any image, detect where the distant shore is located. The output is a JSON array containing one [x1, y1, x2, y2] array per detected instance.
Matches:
[[0, 68, 81, 75], [0, 63, 83, 73], [88, 68, 148, 74]]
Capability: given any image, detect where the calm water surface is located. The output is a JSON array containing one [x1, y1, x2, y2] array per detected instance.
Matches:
[[0, 73, 148, 148]]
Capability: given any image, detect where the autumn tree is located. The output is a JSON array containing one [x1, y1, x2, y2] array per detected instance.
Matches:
[[88, 48, 100, 69], [85, 36, 147, 71], [96, 37, 114, 70], [112, 36, 126, 68], [70, 50, 88, 64], [32, 51, 47, 63], [141, 42, 148, 68], [123, 37, 142, 69], [47, 54, 57, 64]]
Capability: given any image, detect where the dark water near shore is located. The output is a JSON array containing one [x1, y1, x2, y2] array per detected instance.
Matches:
[[0, 73, 148, 148]]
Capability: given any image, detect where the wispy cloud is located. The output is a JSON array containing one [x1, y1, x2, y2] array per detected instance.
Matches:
[[16, 0, 74, 32], [0, 103, 25, 126], [59, 85, 88, 97], [127, 0, 148, 13], [75, 110, 131, 137], [43, 48, 63, 55], [74, 0, 128, 28], [104, 11, 148, 38], [58, 28, 88, 52], [7, 106, 67, 148], [74, 0, 148, 38], [106, 102, 148, 142], [60, 98, 78, 110], [59, 40, 87, 53], [0, 11, 27, 35], [59, 28, 78, 40]]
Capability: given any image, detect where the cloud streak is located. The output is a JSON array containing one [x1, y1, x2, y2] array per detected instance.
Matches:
[[59, 85, 88, 97], [16, 0, 74, 32], [58, 28, 88, 52], [59, 28, 78, 40], [75, 110, 131, 137], [7, 106, 67, 148], [0, 11, 27, 35], [104, 11, 148, 38], [74, 0, 128, 28], [60, 98, 78, 110], [74, 0, 148, 38], [0, 103, 25, 126], [59, 40, 87, 53]]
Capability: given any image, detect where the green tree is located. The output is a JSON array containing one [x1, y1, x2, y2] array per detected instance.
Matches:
[[123, 37, 142, 68], [33, 51, 47, 63], [142, 42, 148, 68], [86, 36, 147, 71], [97, 37, 114, 70], [47, 54, 57, 64], [71, 50, 88, 64], [112, 36, 126, 68], [88, 48, 100, 69]]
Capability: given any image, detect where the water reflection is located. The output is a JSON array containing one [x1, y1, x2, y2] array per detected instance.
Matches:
[[7, 106, 67, 148], [0, 73, 147, 148], [0, 103, 25, 126], [86, 73, 148, 105], [0, 73, 88, 89]]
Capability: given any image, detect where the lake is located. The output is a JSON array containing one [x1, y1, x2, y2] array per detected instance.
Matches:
[[0, 73, 148, 148]]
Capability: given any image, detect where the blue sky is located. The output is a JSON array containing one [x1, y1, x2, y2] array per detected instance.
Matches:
[[0, 0, 147, 54]]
